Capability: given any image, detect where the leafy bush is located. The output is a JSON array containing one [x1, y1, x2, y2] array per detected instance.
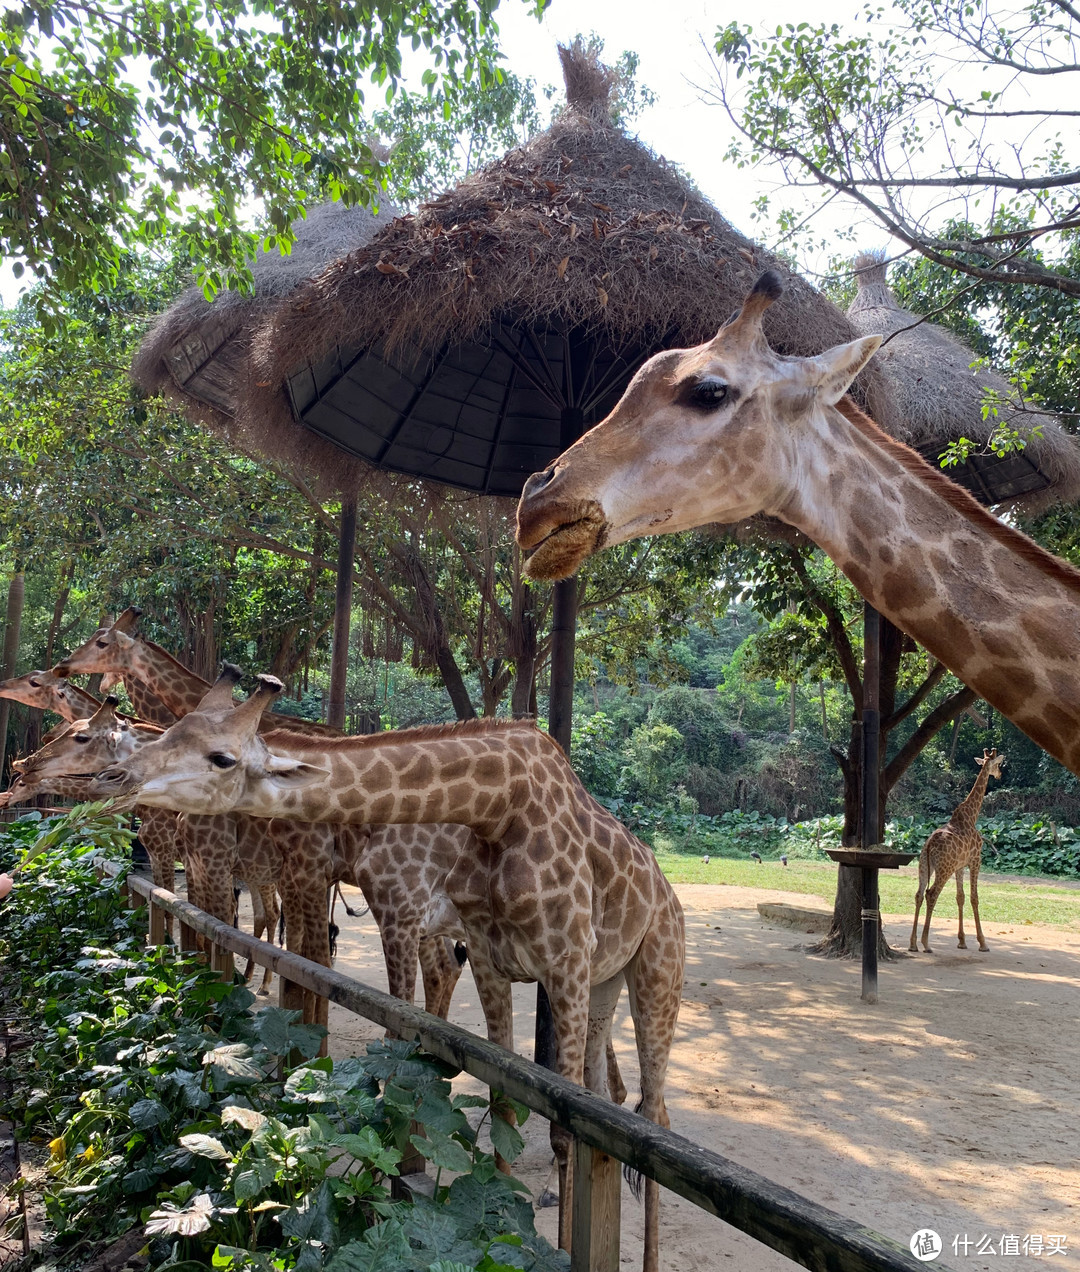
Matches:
[[0, 815, 566, 1272]]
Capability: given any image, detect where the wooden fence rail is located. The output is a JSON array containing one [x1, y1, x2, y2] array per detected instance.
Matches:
[[98, 859, 936, 1272]]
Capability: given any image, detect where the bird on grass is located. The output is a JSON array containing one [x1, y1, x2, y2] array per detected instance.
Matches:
[[780, 854, 788, 868], [750, 851, 763, 865], [702, 854, 710, 865]]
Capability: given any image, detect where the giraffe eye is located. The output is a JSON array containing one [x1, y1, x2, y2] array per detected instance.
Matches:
[[96, 639, 108, 648], [687, 377, 729, 411], [75, 735, 91, 744], [209, 752, 237, 770]]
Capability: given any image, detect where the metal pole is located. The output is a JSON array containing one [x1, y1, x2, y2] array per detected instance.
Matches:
[[860, 602, 881, 1004], [327, 491, 358, 731]]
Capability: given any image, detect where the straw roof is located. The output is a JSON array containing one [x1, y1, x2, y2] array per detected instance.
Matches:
[[253, 42, 897, 473], [133, 199, 397, 488], [848, 252, 1080, 513]]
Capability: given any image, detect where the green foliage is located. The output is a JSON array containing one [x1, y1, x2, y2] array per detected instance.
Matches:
[[0, 817, 560, 1272], [0, 0, 543, 322]]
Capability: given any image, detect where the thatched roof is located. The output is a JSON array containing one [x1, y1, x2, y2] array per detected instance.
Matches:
[[133, 199, 397, 487], [248, 42, 897, 495], [848, 252, 1080, 512]]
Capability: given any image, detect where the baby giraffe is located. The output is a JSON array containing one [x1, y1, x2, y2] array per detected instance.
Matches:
[[93, 667, 685, 1272], [910, 749, 1006, 954]]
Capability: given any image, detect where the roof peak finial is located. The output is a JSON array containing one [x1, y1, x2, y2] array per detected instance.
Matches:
[[557, 38, 617, 121]]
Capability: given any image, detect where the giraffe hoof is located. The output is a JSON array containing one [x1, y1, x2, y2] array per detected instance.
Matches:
[[979, 945, 989, 952], [537, 1189, 559, 1210]]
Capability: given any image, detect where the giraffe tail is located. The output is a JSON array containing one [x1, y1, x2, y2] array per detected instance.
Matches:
[[622, 1099, 645, 1201]]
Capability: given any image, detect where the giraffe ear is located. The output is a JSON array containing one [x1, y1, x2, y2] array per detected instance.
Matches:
[[260, 754, 328, 787], [810, 336, 882, 405]]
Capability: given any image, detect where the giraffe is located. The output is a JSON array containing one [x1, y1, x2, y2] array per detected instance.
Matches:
[[7, 696, 280, 987], [91, 669, 686, 1272], [54, 609, 471, 1024], [910, 748, 1005, 954], [515, 269, 1080, 780], [0, 673, 182, 901]]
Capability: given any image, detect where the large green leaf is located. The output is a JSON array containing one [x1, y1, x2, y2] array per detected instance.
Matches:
[[326, 1219, 413, 1272]]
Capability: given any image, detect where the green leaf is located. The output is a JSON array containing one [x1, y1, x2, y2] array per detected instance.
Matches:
[[204, 1043, 262, 1087], [326, 1219, 412, 1272], [128, 1097, 170, 1129], [489, 1115, 525, 1164], [178, 1132, 231, 1161], [410, 1127, 472, 1174]]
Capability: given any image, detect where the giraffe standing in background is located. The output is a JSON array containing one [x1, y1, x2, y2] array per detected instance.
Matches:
[[910, 749, 1005, 953], [92, 669, 686, 1272]]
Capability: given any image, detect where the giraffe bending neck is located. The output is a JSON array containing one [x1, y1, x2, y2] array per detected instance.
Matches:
[[515, 271, 1080, 777]]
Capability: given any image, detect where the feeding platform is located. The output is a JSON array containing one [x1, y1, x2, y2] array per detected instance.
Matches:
[[825, 848, 917, 870]]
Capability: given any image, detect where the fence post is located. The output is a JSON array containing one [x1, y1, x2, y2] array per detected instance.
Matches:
[[210, 941, 234, 983], [571, 1140, 621, 1272], [179, 918, 198, 954], [148, 898, 167, 948]]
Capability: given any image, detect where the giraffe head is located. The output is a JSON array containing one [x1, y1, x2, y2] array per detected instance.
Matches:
[[91, 665, 327, 813], [515, 271, 882, 580], [0, 668, 92, 718], [975, 748, 1006, 781], [13, 696, 150, 789], [53, 607, 144, 683]]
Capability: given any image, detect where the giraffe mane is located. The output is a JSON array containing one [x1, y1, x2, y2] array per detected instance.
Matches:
[[260, 716, 547, 752], [837, 397, 1080, 595]]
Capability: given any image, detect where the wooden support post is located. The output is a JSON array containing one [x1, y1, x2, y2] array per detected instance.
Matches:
[[179, 919, 198, 954], [148, 898, 167, 948], [571, 1139, 621, 1272], [860, 602, 881, 1005], [210, 941, 234, 983], [327, 490, 358, 732]]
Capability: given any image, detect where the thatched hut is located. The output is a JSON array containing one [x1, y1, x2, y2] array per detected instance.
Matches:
[[848, 252, 1080, 512], [252, 43, 898, 498], [132, 198, 397, 486]]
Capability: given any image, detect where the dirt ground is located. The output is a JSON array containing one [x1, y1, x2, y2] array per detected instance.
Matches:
[[316, 880, 1079, 1272]]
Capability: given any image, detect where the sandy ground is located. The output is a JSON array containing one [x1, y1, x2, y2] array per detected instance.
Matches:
[[243, 880, 1080, 1272]]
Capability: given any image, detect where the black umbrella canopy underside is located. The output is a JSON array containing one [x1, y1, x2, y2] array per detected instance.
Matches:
[[286, 321, 649, 497], [914, 440, 1050, 507]]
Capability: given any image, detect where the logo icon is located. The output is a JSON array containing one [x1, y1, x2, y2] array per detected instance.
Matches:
[[910, 1230, 942, 1262]]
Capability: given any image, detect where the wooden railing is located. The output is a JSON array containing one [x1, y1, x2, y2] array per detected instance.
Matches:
[[99, 860, 935, 1272]]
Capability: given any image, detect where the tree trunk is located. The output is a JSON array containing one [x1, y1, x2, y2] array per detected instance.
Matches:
[[328, 492, 358, 731], [0, 570, 25, 782]]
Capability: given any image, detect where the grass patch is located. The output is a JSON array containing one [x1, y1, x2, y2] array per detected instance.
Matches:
[[654, 854, 1080, 928]]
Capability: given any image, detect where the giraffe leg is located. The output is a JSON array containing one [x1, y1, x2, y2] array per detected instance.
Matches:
[[970, 861, 989, 952], [419, 936, 465, 1020], [624, 905, 685, 1272], [606, 1039, 628, 1106], [955, 868, 967, 949], [909, 846, 930, 951], [249, 885, 278, 993], [541, 961, 591, 1256], [921, 872, 947, 953], [375, 919, 419, 1038], [466, 946, 517, 1172]]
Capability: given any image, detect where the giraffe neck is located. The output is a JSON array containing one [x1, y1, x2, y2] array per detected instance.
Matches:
[[125, 676, 178, 726], [954, 764, 993, 826], [127, 640, 208, 716], [776, 402, 1080, 773], [243, 722, 546, 838]]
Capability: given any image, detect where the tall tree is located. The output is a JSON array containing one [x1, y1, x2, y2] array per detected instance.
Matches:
[[712, 0, 1080, 296], [0, 0, 545, 322]]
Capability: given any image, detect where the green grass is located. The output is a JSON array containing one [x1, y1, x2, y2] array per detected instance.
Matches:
[[654, 853, 1080, 928]]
